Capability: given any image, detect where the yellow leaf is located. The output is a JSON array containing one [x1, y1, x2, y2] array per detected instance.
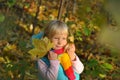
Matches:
[[47, 40, 54, 51], [32, 39, 46, 50], [68, 35, 74, 43], [29, 37, 53, 59], [3, 44, 16, 51], [0, 57, 5, 62], [8, 71, 14, 78], [43, 37, 54, 51], [28, 48, 46, 59], [34, 26, 41, 34], [99, 73, 106, 78], [5, 56, 10, 63]]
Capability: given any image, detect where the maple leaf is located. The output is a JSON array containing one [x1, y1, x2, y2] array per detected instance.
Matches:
[[28, 37, 53, 59]]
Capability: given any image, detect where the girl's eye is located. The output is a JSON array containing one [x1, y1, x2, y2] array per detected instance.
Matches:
[[63, 38, 66, 40], [54, 37, 59, 39]]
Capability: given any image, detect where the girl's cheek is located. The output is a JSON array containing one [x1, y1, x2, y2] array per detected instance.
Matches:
[[65, 41, 67, 45]]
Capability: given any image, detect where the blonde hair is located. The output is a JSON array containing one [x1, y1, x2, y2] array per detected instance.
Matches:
[[44, 20, 69, 39]]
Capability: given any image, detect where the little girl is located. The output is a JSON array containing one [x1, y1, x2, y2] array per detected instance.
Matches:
[[37, 20, 84, 80]]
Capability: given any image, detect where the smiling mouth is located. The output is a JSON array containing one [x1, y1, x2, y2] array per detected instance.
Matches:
[[57, 46, 62, 48], [56, 46, 62, 48]]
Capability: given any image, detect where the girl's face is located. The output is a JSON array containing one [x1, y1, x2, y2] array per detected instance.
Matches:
[[51, 33, 68, 50]]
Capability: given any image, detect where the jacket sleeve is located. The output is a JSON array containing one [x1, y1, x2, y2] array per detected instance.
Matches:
[[72, 54, 84, 74], [37, 59, 60, 80]]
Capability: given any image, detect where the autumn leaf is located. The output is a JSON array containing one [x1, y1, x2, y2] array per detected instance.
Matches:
[[0, 57, 5, 63], [68, 35, 74, 43], [3, 44, 17, 51], [28, 48, 46, 59], [28, 37, 53, 59]]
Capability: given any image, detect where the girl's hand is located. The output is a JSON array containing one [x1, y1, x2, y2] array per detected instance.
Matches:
[[48, 51, 58, 60], [66, 43, 76, 61]]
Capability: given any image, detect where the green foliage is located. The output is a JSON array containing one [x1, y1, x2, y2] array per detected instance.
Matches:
[[87, 59, 99, 67], [85, 59, 100, 77], [18, 41, 27, 51], [0, 13, 5, 22], [74, 30, 83, 41], [101, 62, 113, 70], [83, 27, 91, 36], [66, 21, 75, 26], [84, 58, 114, 79], [7, 0, 16, 7]]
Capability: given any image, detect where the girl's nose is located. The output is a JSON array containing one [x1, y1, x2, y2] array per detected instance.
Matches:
[[58, 39, 62, 44]]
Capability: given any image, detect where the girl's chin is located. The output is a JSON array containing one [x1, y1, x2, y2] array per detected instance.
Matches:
[[53, 47, 63, 50]]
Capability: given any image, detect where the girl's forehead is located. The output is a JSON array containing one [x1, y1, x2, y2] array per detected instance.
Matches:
[[53, 33, 68, 37]]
